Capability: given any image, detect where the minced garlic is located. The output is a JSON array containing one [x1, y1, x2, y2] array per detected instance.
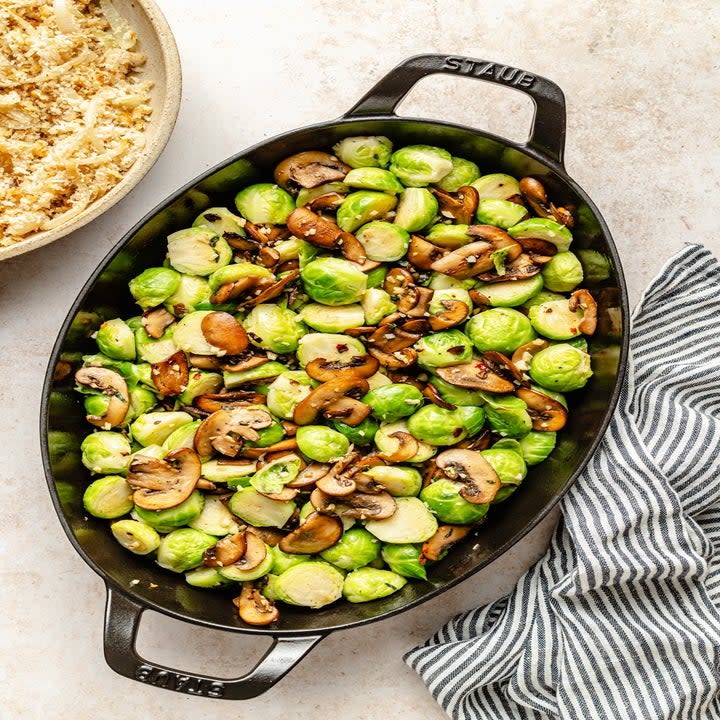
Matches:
[[0, 0, 153, 245]]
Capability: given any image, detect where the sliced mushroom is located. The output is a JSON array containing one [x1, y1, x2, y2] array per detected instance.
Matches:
[[286, 207, 344, 249], [428, 299, 469, 331], [237, 270, 300, 309], [407, 235, 448, 270], [423, 382, 456, 410], [468, 289, 491, 309], [241, 438, 299, 459], [516, 387, 568, 432], [323, 397, 371, 426], [234, 582, 280, 626], [431, 231, 522, 279], [353, 472, 386, 495], [435, 449, 501, 504], [455, 428, 492, 451], [420, 524, 473, 563], [287, 462, 331, 489], [257, 246, 281, 268], [219, 354, 269, 373], [304, 354, 379, 382], [341, 490, 397, 520], [75, 367, 129, 428], [151, 350, 189, 397], [279, 511, 343, 554], [194, 390, 266, 413], [435, 360, 515, 393], [200, 312, 249, 356], [293, 376, 370, 426], [280, 420, 298, 437], [511, 339, 549, 370], [187, 354, 222, 371], [431, 185, 479, 225], [53, 360, 73, 382], [402, 286, 434, 319], [383, 267, 415, 296], [142, 307, 175, 339], [568, 289, 598, 335], [244, 221, 290, 245], [246, 527, 286, 547], [519, 176, 574, 227], [482, 351, 525, 385], [309, 191, 346, 212], [203, 531, 247, 567], [379, 431, 419, 463], [316, 470, 357, 497], [476, 253, 541, 283], [368, 323, 421, 354], [513, 236, 558, 260], [259, 486, 299, 502], [126, 448, 201, 510], [232, 530, 268, 570], [368, 346, 418, 369], [196, 478, 218, 491], [337, 231, 368, 265], [274, 151, 350, 192], [194, 407, 273, 457], [210, 276, 262, 305], [399, 318, 430, 334]]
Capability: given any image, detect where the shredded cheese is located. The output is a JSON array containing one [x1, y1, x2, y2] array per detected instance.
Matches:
[[0, 0, 153, 245]]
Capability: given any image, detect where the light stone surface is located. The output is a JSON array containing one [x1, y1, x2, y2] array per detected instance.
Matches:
[[1, 1, 719, 717]]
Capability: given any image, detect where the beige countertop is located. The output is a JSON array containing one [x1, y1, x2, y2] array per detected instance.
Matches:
[[1, 1, 719, 717]]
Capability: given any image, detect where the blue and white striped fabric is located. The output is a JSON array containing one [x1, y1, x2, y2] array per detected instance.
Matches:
[[405, 244, 720, 719]]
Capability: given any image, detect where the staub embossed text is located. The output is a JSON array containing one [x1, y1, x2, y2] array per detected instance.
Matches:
[[442, 56, 535, 88], [135, 664, 225, 697]]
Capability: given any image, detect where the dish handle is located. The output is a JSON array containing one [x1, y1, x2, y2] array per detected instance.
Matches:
[[343, 53, 566, 166], [103, 585, 325, 700]]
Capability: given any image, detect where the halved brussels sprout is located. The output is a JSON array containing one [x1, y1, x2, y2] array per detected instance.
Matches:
[[480, 448, 527, 485], [523, 289, 565, 309], [344, 168, 404, 194], [296, 182, 349, 208], [184, 567, 233, 588], [465, 308, 536, 354], [475, 198, 527, 229], [201, 459, 257, 484], [330, 416, 379, 445], [296, 333, 366, 367], [470, 173, 520, 200], [343, 567, 407, 603], [223, 361, 288, 389], [81, 431, 132, 475], [482, 394, 532, 438], [266, 371, 315, 419], [296, 425, 350, 462], [364, 264, 388, 289], [475, 275, 544, 308], [420, 479, 489, 524], [374, 421, 436, 463], [208, 262, 273, 293], [540, 252, 584, 292], [193, 206, 247, 241], [218, 548, 274, 582], [161, 420, 201, 453], [83, 475, 133, 518], [394, 188, 438, 232], [228, 487, 296, 527], [529, 343, 592, 392], [576, 249, 611, 284], [355, 221, 409, 262], [270, 545, 311, 575], [336, 191, 397, 232], [415, 329, 473, 368], [518, 431, 557, 465], [164, 275, 211, 315], [389, 145, 453, 187], [429, 376, 486, 407], [134, 325, 177, 364], [250, 455, 302, 495], [528, 299, 584, 340], [333, 136, 393, 168], [363, 383, 423, 422], [156, 528, 217, 573], [508, 218, 573, 252], [131, 411, 193, 447], [270, 561, 344, 608], [178, 370, 223, 405], [243, 304, 306, 354], [381, 543, 427, 580], [129, 267, 181, 310], [426, 223, 472, 249], [435, 156, 481, 192], [96, 319, 135, 361], [365, 465, 422, 497], [301, 257, 368, 306], [365, 496, 438, 543], [320, 528, 380, 570], [167, 227, 233, 277], [361, 287, 397, 325], [407, 405, 469, 446], [134, 490, 205, 531], [188, 495, 240, 536], [300, 303, 365, 333], [234, 183, 295, 225], [111, 519, 161, 555], [429, 287, 472, 315]]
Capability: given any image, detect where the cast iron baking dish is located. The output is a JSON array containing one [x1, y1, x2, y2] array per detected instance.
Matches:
[[41, 54, 629, 699]]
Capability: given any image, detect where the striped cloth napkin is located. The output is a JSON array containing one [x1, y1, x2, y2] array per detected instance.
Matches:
[[405, 243, 720, 719]]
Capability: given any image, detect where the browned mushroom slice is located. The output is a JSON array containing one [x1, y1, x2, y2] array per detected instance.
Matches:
[[511, 339, 549, 369], [219, 354, 269, 373], [241, 438, 299, 459], [194, 390, 266, 413], [516, 387, 568, 432], [379, 431, 419, 463], [304, 354, 379, 382], [482, 351, 525, 385], [568, 289, 598, 335], [476, 253, 541, 283], [436, 449, 501, 504], [383, 267, 415, 296], [231, 530, 268, 570], [287, 462, 331, 489], [431, 232, 522, 279], [316, 469, 357, 497], [200, 311, 249, 356], [234, 582, 280, 626], [435, 360, 515, 393], [274, 151, 350, 192], [341, 491, 397, 520], [368, 324, 421, 354], [75, 366, 129, 428], [323, 397, 372, 427], [194, 407, 273, 457], [293, 376, 370, 426], [238, 269, 300, 309], [422, 457, 441, 488], [142, 307, 175, 339], [513, 236, 558, 259], [420, 524, 473, 563], [247, 527, 286, 547], [210, 276, 261, 305], [225, 235, 259, 251], [309, 191, 346, 212], [309, 487, 334, 512], [399, 318, 430, 334], [368, 346, 417, 369], [519, 177, 574, 227], [244, 221, 290, 245], [257, 245, 281, 268], [432, 185, 480, 225], [53, 360, 73, 382], [423, 382, 457, 410], [428, 299, 469, 331], [280, 420, 298, 437], [337, 231, 368, 265], [286, 207, 343, 248], [259, 487, 300, 502], [407, 234, 448, 270], [397, 286, 434, 318], [279, 512, 344, 554], [127, 447, 201, 510], [385, 369, 425, 390], [468, 289, 491, 309], [187, 354, 222, 370], [203, 531, 247, 567], [151, 350, 189, 396], [353, 472, 386, 495], [277, 259, 300, 274], [455, 428, 492, 451]]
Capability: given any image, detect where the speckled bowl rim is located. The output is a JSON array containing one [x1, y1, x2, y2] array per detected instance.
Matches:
[[0, 0, 182, 262]]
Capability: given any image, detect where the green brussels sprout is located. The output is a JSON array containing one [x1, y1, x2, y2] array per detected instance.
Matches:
[[394, 188, 438, 232], [336, 191, 397, 232], [300, 303, 365, 332], [330, 416, 379, 445], [465, 308, 536, 354], [201, 459, 257, 484], [428, 272, 476, 291], [333, 136, 393, 168], [67, 310, 102, 343], [81, 431, 132, 475], [228, 487, 296, 527], [475, 198, 527, 229], [184, 567, 234, 588], [364, 497, 438, 543], [415, 329, 473, 368], [296, 425, 350, 462], [490, 438, 523, 453], [266, 371, 314, 420], [96, 319, 136, 361], [296, 333, 367, 367], [83, 394, 113, 420], [245, 420, 286, 449], [47, 430, 82, 476], [128, 444, 165, 464], [480, 448, 527, 485], [301, 257, 368, 306], [343, 567, 407, 603], [482, 394, 532, 438], [271, 561, 344, 608], [218, 547, 274, 582], [426, 223, 473, 249], [381, 543, 427, 580], [192, 206, 246, 241], [474, 275, 544, 308], [130, 411, 193, 447], [518, 431, 557, 465], [250, 455, 302, 495], [361, 287, 397, 325], [110, 519, 160, 555], [207, 262, 273, 293], [456, 405, 486, 435], [529, 343, 592, 392], [156, 528, 218, 573], [234, 183, 295, 225], [167, 227, 233, 277], [162, 420, 201, 452], [83, 475, 133, 519], [320, 528, 381, 570], [223, 361, 288, 389], [366, 371, 393, 390], [429, 288, 473, 317], [374, 421, 436, 463], [528, 299, 584, 340], [355, 221, 409, 262], [272, 237, 312, 266], [134, 490, 205, 531], [163, 274, 212, 316], [364, 264, 388, 289], [364, 465, 422, 497], [270, 546, 310, 575], [435, 156, 481, 192], [188, 495, 240, 536], [243, 304, 306, 353], [295, 182, 349, 208], [470, 173, 520, 200], [523, 290, 565, 308], [540, 251, 584, 293], [178, 370, 223, 405], [420, 479, 489, 524], [129, 267, 181, 309], [134, 324, 177, 364], [407, 405, 469, 446], [362, 383, 423, 422], [344, 167, 404, 194], [508, 218, 573, 253], [389, 144, 453, 187], [565, 336, 589, 352], [165, 310, 224, 356], [576, 249, 611, 284]]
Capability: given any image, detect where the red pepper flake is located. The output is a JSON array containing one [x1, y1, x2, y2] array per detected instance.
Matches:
[[336, 343, 348, 352]]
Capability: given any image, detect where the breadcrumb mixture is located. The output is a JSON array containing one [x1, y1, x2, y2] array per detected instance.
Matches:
[[0, 0, 153, 245]]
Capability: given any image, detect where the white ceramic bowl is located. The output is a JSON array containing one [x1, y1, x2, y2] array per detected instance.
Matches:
[[0, 0, 182, 262]]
